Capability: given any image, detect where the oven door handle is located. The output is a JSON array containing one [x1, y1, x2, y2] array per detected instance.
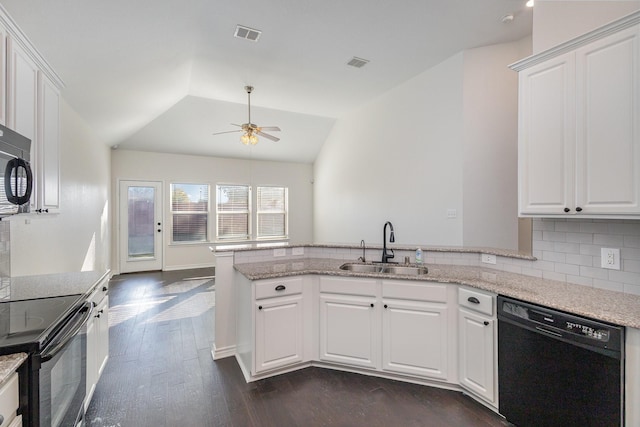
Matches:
[[40, 301, 94, 362]]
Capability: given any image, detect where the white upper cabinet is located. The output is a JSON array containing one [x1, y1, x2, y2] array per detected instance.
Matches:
[[1, 6, 64, 213], [575, 25, 640, 214], [513, 12, 640, 218], [0, 21, 7, 126], [6, 38, 38, 144], [37, 73, 60, 212], [517, 53, 576, 215]]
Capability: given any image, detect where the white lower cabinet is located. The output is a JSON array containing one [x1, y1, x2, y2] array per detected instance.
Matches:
[[86, 280, 109, 410], [319, 276, 378, 369], [457, 286, 497, 406], [319, 293, 378, 369], [255, 294, 304, 373], [0, 372, 19, 427], [244, 276, 310, 376], [382, 280, 450, 380]]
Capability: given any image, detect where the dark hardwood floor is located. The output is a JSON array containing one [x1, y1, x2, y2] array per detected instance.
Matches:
[[86, 269, 511, 427]]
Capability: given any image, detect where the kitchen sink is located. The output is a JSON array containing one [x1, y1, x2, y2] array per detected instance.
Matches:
[[339, 263, 385, 273], [339, 263, 428, 276]]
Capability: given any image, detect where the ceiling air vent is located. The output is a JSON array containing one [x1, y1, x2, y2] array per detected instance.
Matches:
[[347, 57, 369, 68], [234, 25, 261, 42]]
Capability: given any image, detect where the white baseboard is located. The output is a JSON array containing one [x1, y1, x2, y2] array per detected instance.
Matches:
[[211, 344, 236, 360]]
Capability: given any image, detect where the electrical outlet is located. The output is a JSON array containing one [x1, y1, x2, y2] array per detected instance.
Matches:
[[601, 248, 621, 270], [292, 247, 304, 256], [273, 248, 286, 257], [447, 209, 457, 219], [481, 254, 497, 265]]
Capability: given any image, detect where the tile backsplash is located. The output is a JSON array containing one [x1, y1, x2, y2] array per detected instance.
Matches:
[[232, 218, 640, 297], [529, 218, 640, 296]]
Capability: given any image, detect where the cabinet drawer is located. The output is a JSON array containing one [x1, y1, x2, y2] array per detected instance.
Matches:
[[255, 277, 303, 300], [458, 287, 495, 316], [382, 280, 447, 303], [0, 372, 19, 426], [319, 277, 376, 296]]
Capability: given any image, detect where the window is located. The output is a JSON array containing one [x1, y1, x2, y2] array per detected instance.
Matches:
[[257, 186, 288, 239], [216, 184, 251, 240], [171, 183, 209, 243]]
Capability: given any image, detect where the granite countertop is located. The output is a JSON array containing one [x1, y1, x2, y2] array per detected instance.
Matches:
[[0, 352, 27, 386], [0, 270, 109, 302], [234, 258, 640, 329]]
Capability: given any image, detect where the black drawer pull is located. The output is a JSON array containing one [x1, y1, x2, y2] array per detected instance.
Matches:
[[384, 304, 388, 309], [258, 305, 263, 310], [564, 207, 570, 213], [370, 303, 374, 308], [102, 286, 108, 292], [468, 297, 480, 304], [484, 321, 490, 326], [576, 207, 583, 212], [275, 285, 286, 291]]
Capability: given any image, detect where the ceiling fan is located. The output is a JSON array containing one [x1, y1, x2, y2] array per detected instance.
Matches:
[[212, 85, 281, 145]]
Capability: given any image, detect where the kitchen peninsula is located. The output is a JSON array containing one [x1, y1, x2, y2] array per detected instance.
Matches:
[[214, 243, 640, 426]]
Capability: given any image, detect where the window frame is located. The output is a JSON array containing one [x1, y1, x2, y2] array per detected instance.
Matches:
[[215, 183, 252, 242], [169, 182, 210, 244]]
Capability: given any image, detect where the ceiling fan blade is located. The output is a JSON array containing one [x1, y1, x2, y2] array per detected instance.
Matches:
[[258, 126, 281, 132], [231, 123, 244, 128], [256, 131, 280, 142], [212, 130, 242, 136]]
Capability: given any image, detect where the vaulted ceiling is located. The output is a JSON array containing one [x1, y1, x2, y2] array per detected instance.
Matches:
[[1, 0, 532, 163]]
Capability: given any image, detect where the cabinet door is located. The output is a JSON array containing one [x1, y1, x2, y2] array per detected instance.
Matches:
[[319, 293, 378, 369], [458, 308, 495, 404], [0, 23, 7, 126], [254, 295, 303, 374], [7, 38, 38, 144], [518, 53, 576, 215], [382, 300, 448, 380], [85, 316, 97, 411], [96, 296, 109, 376], [37, 73, 60, 212], [575, 25, 640, 214]]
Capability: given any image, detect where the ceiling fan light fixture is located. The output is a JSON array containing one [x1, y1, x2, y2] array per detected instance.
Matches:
[[241, 132, 258, 145]]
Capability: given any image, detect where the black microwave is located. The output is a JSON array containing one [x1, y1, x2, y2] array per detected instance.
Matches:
[[0, 124, 33, 217]]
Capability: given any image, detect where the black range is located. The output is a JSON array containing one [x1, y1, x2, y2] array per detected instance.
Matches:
[[0, 270, 108, 427]]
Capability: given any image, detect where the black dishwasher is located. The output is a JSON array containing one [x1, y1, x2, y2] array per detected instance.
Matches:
[[497, 296, 624, 427]]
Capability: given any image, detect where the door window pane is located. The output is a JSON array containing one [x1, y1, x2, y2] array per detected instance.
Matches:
[[128, 186, 155, 258]]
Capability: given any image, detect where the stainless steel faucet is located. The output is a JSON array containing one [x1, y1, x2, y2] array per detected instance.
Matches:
[[381, 221, 395, 263], [358, 239, 366, 262]]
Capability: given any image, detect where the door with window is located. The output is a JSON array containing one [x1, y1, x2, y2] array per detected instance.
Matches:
[[119, 181, 163, 273]]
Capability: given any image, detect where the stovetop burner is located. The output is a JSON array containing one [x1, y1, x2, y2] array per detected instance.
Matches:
[[0, 294, 82, 354]]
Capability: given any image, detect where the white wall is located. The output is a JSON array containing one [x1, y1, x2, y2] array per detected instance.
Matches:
[[314, 53, 465, 248], [10, 99, 111, 276], [111, 150, 313, 272], [461, 39, 531, 249], [533, 0, 640, 53], [314, 39, 529, 250]]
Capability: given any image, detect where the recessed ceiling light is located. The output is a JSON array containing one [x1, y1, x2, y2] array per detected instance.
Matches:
[[234, 25, 261, 42], [347, 57, 370, 68], [526, 0, 534, 7]]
